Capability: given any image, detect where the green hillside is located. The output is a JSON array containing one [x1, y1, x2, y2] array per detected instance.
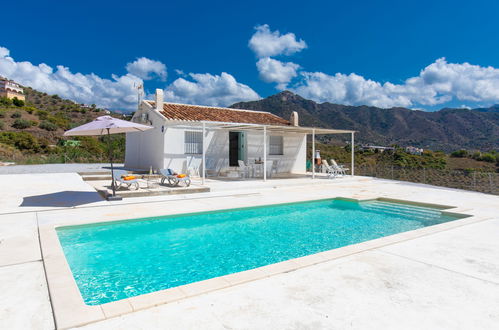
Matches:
[[0, 87, 125, 164]]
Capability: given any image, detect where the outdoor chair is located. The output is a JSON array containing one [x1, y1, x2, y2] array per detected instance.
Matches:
[[159, 168, 191, 187], [112, 170, 140, 190], [270, 160, 279, 177], [321, 160, 338, 178], [205, 159, 224, 177], [331, 159, 349, 176], [238, 160, 251, 178], [265, 160, 275, 178]]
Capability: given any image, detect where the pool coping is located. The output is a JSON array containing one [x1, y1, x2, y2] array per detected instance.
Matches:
[[39, 196, 483, 329]]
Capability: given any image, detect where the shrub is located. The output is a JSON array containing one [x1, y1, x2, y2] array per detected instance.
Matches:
[[0, 111, 5, 118], [480, 153, 496, 163], [0, 131, 40, 152], [0, 120, 4, 130], [39, 121, 58, 131], [0, 97, 12, 106], [11, 111, 22, 118], [48, 114, 70, 129], [12, 119, 31, 129], [471, 151, 482, 160], [77, 136, 104, 155], [0, 142, 23, 160], [24, 106, 37, 114], [36, 110, 49, 120], [450, 149, 468, 158], [12, 97, 25, 107]]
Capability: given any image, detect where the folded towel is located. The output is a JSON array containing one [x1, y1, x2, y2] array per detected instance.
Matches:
[[123, 175, 136, 181], [177, 174, 186, 178]]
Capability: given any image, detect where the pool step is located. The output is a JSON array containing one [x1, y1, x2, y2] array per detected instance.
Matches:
[[361, 206, 440, 220], [361, 202, 441, 216], [366, 201, 442, 216], [360, 201, 442, 220]]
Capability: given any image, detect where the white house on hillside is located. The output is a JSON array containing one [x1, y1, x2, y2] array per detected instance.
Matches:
[[125, 89, 355, 182]]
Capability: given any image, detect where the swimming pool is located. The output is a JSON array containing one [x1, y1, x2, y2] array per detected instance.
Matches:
[[57, 198, 461, 305]]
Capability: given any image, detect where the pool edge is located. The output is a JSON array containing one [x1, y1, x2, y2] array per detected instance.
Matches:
[[39, 196, 482, 329]]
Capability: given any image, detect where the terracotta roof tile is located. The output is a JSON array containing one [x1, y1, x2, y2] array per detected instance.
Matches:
[[147, 101, 290, 126]]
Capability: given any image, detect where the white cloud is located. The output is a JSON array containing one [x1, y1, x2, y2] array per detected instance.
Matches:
[[0, 46, 9, 58], [164, 72, 260, 107], [0, 47, 142, 110], [174, 69, 186, 77], [125, 57, 167, 81], [249, 24, 307, 58], [287, 58, 499, 108], [0, 46, 258, 110], [246, 24, 499, 108], [256, 57, 300, 89]]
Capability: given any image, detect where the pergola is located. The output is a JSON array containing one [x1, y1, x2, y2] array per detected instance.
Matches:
[[162, 120, 356, 184]]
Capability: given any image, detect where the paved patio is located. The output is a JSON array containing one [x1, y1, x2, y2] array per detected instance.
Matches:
[[0, 171, 498, 329]]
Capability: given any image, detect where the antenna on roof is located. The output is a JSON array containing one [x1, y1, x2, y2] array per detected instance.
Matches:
[[134, 82, 144, 110]]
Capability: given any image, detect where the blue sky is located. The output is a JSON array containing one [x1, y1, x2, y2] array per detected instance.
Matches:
[[2, 0, 499, 111]]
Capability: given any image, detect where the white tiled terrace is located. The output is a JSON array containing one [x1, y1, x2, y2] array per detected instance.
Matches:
[[0, 169, 498, 329]]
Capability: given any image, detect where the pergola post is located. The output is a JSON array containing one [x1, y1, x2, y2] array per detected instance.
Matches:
[[312, 129, 315, 179], [263, 126, 267, 182], [351, 132, 355, 176], [202, 122, 206, 185]]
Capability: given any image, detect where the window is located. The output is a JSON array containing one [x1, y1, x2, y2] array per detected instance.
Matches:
[[269, 135, 283, 155], [184, 131, 203, 154]]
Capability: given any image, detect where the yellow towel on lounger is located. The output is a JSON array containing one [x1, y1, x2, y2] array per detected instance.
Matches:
[[177, 174, 186, 178], [123, 175, 136, 181]]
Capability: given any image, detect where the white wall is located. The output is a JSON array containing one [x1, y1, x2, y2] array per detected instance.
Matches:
[[124, 104, 165, 170], [161, 126, 229, 173], [245, 131, 306, 174]]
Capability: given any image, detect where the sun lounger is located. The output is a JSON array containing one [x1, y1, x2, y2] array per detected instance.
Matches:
[[321, 160, 338, 178], [159, 169, 191, 187], [331, 159, 349, 176], [112, 170, 140, 190]]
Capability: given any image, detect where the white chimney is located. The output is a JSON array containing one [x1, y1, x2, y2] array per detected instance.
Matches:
[[155, 89, 163, 112], [290, 111, 299, 126]]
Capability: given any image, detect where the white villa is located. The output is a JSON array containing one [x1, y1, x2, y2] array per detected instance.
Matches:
[[125, 89, 355, 181]]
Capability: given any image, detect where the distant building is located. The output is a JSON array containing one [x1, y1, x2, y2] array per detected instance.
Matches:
[[0, 77, 25, 101], [405, 146, 424, 155]]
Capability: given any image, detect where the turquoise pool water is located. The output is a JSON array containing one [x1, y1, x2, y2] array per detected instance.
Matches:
[[57, 199, 460, 305]]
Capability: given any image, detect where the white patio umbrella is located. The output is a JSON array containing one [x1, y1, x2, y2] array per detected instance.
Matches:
[[64, 115, 153, 200]]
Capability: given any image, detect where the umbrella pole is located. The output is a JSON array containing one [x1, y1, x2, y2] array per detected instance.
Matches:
[[108, 128, 115, 196], [106, 128, 122, 201]]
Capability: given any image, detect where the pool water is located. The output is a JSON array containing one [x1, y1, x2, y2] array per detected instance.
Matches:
[[57, 199, 460, 305]]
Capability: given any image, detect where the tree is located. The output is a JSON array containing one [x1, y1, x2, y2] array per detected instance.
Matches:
[[12, 97, 25, 107]]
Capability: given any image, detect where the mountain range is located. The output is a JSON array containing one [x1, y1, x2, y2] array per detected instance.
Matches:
[[231, 91, 499, 152]]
